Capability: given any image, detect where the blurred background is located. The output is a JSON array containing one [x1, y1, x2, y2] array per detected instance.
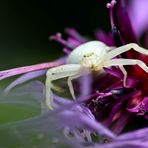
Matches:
[[0, 0, 111, 147], [0, 0, 110, 70]]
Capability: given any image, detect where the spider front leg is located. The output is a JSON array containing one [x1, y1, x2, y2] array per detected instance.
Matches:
[[46, 64, 81, 109], [106, 43, 148, 86], [107, 43, 148, 59], [106, 58, 148, 86]]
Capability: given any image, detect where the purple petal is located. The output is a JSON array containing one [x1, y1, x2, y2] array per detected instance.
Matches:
[[127, 102, 141, 113], [57, 105, 116, 139], [0, 81, 44, 108], [127, 97, 148, 116], [67, 37, 83, 47], [95, 30, 115, 46], [144, 34, 148, 49], [106, 102, 122, 126], [111, 112, 131, 134], [63, 47, 71, 54], [103, 67, 123, 79], [0, 57, 65, 81], [50, 33, 76, 49], [117, 127, 148, 141], [52, 93, 72, 109], [128, 0, 148, 37], [97, 141, 148, 148], [65, 28, 88, 43], [92, 128, 148, 148], [114, 0, 137, 43], [4, 70, 46, 94], [141, 97, 148, 112], [78, 70, 92, 101]]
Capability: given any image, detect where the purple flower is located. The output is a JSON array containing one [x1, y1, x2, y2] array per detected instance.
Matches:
[[128, 0, 148, 37], [1, 81, 148, 147], [1, 0, 148, 147]]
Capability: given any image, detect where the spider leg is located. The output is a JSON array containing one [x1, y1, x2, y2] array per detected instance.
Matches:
[[105, 59, 148, 85], [107, 43, 148, 59], [67, 74, 81, 100], [118, 66, 127, 87], [107, 59, 148, 72], [46, 64, 81, 109]]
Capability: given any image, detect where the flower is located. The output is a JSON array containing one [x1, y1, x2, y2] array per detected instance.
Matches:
[[0, 0, 148, 147], [128, 0, 148, 37], [113, 0, 148, 119]]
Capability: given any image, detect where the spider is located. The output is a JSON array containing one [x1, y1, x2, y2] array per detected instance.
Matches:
[[46, 41, 148, 109]]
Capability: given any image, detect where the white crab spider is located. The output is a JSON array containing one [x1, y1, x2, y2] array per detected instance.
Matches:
[[46, 41, 148, 109]]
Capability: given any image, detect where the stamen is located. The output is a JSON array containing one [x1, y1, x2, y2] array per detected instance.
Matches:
[[50, 33, 74, 49], [106, 0, 123, 46], [50, 33, 67, 46], [63, 48, 71, 54], [106, 0, 117, 30]]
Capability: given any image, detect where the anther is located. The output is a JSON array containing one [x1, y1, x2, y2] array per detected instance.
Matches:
[[106, 0, 117, 8]]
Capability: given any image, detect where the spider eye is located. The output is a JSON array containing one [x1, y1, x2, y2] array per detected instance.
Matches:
[[83, 52, 94, 58]]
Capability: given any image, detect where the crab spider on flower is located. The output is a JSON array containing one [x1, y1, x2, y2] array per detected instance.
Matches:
[[46, 41, 148, 109]]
